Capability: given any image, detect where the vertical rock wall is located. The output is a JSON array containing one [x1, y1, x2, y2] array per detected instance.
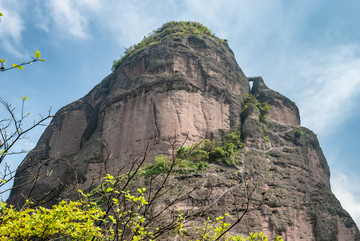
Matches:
[[7, 29, 360, 240], [7, 34, 248, 207]]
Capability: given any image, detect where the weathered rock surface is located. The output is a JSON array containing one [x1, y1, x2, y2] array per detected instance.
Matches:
[[7, 24, 360, 240], [8, 33, 248, 207], [249, 76, 300, 127]]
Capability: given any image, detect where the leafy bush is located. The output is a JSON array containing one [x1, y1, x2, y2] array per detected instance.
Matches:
[[175, 128, 243, 169], [0, 194, 283, 240], [222, 130, 243, 148], [190, 149, 210, 163], [294, 126, 303, 138], [202, 139, 217, 152], [209, 146, 228, 160], [141, 155, 169, 177], [241, 94, 270, 123], [0, 200, 104, 240]]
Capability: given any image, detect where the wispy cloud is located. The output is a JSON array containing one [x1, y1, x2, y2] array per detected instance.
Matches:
[[35, 0, 102, 40], [290, 45, 360, 135], [331, 172, 360, 228], [95, 1, 177, 47], [44, 0, 90, 40], [37, 0, 166, 45], [0, 1, 25, 57]]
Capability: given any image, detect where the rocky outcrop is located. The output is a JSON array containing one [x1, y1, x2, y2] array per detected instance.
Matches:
[[238, 106, 359, 240], [7, 22, 360, 240], [8, 31, 249, 207], [249, 76, 300, 126]]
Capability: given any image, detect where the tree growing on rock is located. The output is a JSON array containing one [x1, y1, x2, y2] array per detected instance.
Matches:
[[1, 132, 283, 240]]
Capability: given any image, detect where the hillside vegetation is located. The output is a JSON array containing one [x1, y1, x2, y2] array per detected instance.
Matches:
[[112, 21, 224, 71]]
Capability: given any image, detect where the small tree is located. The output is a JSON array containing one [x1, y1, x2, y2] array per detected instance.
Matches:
[[0, 97, 53, 199], [0, 10, 50, 198], [1, 132, 283, 240]]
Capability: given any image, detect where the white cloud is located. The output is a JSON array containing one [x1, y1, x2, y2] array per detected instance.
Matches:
[[0, 2, 26, 57], [292, 45, 360, 135], [34, 0, 102, 40], [76, 0, 101, 10], [95, 1, 174, 47], [37, 0, 166, 44], [44, 0, 91, 40], [331, 172, 360, 228]]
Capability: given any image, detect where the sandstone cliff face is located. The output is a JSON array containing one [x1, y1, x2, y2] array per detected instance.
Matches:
[[249, 76, 300, 127], [7, 26, 360, 240], [8, 33, 248, 206]]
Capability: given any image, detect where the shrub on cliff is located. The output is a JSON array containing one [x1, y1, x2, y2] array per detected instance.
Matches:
[[241, 94, 270, 123], [294, 126, 304, 138]]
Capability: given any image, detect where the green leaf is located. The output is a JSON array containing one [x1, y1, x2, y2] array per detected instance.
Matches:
[[12, 64, 24, 70], [35, 50, 41, 58], [0, 13, 3, 17], [105, 174, 114, 180], [106, 187, 113, 193]]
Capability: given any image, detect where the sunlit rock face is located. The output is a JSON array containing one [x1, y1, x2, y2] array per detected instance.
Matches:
[[7, 33, 248, 206], [8, 23, 359, 241]]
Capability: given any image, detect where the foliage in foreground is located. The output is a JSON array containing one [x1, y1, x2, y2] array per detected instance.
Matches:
[[0, 97, 52, 194], [1, 134, 280, 240], [0, 183, 282, 240], [0, 118, 283, 240], [0, 50, 45, 72], [0, 200, 104, 240]]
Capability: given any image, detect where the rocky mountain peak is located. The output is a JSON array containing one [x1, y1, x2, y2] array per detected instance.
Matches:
[[7, 22, 360, 240]]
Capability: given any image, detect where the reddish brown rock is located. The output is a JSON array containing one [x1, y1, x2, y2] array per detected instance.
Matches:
[[7, 23, 359, 241], [250, 76, 300, 127], [7, 33, 248, 207]]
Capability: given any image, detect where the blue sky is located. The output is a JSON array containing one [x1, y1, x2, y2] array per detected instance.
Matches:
[[1, 0, 360, 227]]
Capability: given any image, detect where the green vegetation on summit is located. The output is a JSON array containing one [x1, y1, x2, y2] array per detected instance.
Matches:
[[112, 21, 224, 71]]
